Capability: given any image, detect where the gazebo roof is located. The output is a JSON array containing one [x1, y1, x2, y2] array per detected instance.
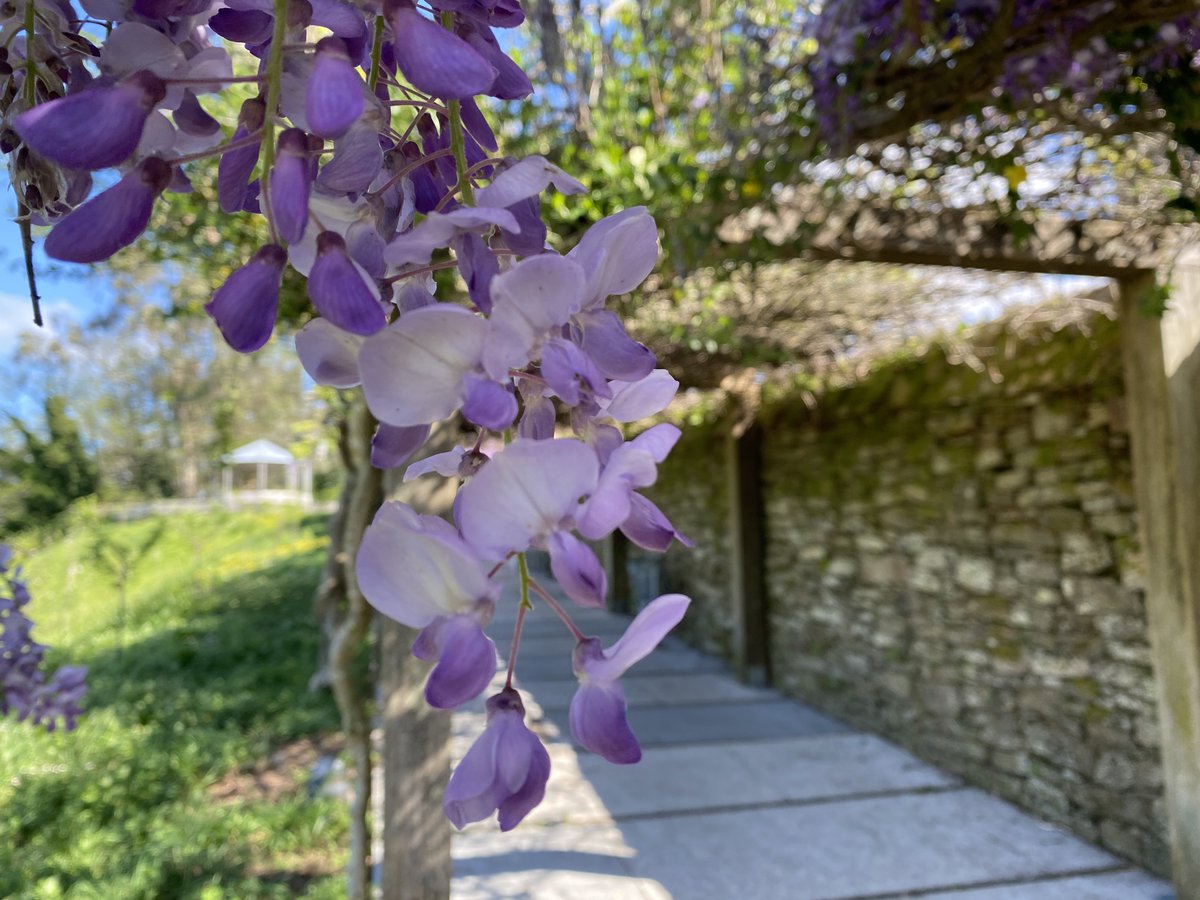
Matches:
[[223, 439, 295, 465]]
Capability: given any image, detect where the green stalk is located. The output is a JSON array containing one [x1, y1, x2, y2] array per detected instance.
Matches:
[[440, 11, 475, 206], [367, 15, 385, 92], [259, 0, 289, 241], [516, 553, 533, 611]]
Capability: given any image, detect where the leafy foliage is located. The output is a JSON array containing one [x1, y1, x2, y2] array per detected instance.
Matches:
[[0, 509, 346, 898]]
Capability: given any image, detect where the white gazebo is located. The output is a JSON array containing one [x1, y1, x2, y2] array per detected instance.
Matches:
[[221, 439, 313, 506]]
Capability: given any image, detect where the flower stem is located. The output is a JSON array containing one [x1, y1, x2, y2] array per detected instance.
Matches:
[[528, 577, 585, 642], [516, 552, 533, 611], [367, 14, 385, 92], [504, 601, 527, 690], [259, 0, 289, 243], [440, 11, 475, 207]]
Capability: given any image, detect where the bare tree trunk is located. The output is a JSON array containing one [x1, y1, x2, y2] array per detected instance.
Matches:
[[311, 395, 383, 900]]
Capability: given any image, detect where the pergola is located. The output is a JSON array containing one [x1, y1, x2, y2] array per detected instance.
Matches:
[[708, 203, 1200, 896], [220, 439, 313, 506]]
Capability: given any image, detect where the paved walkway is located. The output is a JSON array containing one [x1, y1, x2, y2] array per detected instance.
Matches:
[[452, 575, 1175, 900]]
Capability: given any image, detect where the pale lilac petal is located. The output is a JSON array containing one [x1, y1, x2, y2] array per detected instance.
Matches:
[[295, 317, 364, 387], [568, 207, 659, 306], [620, 493, 693, 552], [404, 446, 466, 481], [383, 207, 519, 267], [371, 423, 430, 469], [317, 120, 384, 192], [346, 220, 387, 278], [444, 719, 504, 828], [307, 37, 365, 139], [577, 309, 656, 381], [100, 24, 185, 78], [476, 155, 585, 209], [482, 254, 586, 379], [422, 614, 498, 708], [517, 392, 556, 440], [575, 441, 662, 540], [604, 370, 679, 422], [585, 594, 690, 682], [462, 375, 518, 430], [629, 423, 681, 463], [183, 47, 236, 94], [16, 71, 164, 170], [269, 128, 312, 244], [568, 679, 641, 764], [458, 438, 599, 559], [392, 6, 497, 100], [548, 532, 607, 608], [492, 713, 535, 791], [308, 232, 387, 335], [44, 158, 171, 263], [356, 500, 495, 627], [359, 305, 486, 426]]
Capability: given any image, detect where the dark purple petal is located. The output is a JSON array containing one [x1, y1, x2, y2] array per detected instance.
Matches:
[[269, 128, 312, 244], [502, 197, 547, 256], [310, 0, 371, 61], [434, 0, 525, 28], [462, 374, 518, 430], [392, 6, 497, 100], [204, 244, 287, 353], [540, 338, 608, 407], [548, 531, 607, 608], [44, 157, 171, 263], [421, 614, 498, 708], [459, 96, 497, 151], [577, 309, 656, 381], [317, 120, 383, 192], [308, 231, 388, 335], [173, 91, 220, 136], [460, 21, 531, 99], [307, 37, 365, 139], [619, 493, 694, 553], [402, 141, 448, 213], [497, 734, 550, 831], [133, 0, 209, 18], [15, 71, 165, 170], [452, 232, 498, 313], [568, 679, 641, 764], [218, 99, 265, 213], [208, 8, 275, 43], [372, 423, 431, 469]]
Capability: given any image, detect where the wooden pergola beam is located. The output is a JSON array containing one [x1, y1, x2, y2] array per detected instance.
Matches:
[[1119, 256, 1200, 897]]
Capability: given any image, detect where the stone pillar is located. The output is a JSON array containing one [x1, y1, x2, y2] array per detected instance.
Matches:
[[727, 424, 769, 685], [1118, 253, 1200, 896]]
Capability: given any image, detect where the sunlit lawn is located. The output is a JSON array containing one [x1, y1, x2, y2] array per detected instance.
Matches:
[[1, 508, 348, 899]]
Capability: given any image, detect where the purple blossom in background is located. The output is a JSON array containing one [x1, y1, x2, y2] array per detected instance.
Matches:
[[1, 545, 88, 732]]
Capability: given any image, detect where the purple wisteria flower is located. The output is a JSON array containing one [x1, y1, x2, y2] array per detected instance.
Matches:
[[306, 37, 366, 139], [570, 594, 690, 763], [444, 687, 550, 831], [1, 545, 88, 732], [205, 244, 288, 352], [357, 502, 499, 708]]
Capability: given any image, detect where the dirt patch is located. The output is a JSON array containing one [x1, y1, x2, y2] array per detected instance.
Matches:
[[209, 733, 345, 805]]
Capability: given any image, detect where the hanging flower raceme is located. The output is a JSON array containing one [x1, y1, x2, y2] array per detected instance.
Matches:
[[0, 0, 697, 834]]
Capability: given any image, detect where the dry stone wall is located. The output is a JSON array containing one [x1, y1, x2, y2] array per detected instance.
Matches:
[[648, 313, 1168, 873]]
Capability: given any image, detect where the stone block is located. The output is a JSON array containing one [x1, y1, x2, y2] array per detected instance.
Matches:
[[1061, 532, 1114, 575], [955, 557, 995, 593]]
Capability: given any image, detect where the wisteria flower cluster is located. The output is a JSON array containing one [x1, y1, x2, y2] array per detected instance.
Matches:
[[1, 545, 88, 732], [2, 0, 693, 828]]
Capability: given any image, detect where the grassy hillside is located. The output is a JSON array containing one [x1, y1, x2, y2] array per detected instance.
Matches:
[[1, 508, 348, 899]]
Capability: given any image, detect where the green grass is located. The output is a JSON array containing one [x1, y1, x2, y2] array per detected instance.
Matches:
[[1, 508, 348, 899]]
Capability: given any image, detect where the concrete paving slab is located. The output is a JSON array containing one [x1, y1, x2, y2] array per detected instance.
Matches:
[[547, 699, 850, 749], [925, 869, 1174, 899], [575, 733, 958, 819], [453, 821, 668, 900], [519, 672, 777, 711], [616, 788, 1121, 900]]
